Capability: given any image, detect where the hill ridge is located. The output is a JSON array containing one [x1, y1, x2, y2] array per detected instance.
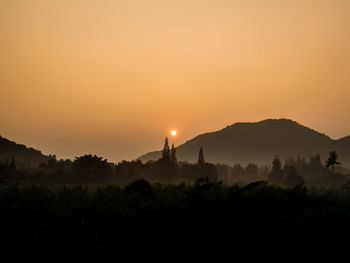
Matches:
[[0, 135, 51, 166], [138, 119, 350, 167]]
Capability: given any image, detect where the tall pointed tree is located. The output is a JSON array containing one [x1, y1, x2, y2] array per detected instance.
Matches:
[[325, 151, 340, 175], [162, 137, 170, 161], [170, 144, 177, 163], [197, 147, 205, 164]]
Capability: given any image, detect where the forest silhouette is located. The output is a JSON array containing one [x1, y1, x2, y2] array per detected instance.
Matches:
[[1, 175, 350, 261], [1, 135, 348, 187], [1, 122, 350, 261]]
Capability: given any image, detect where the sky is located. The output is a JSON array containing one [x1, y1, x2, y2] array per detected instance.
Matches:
[[1, 0, 350, 162]]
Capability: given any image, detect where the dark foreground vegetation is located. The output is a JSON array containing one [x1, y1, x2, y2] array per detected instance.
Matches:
[[1, 138, 350, 261], [1, 181, 350, 261]]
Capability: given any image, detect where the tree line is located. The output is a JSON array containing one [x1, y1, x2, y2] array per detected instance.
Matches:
[[0, 137, 348, 186]]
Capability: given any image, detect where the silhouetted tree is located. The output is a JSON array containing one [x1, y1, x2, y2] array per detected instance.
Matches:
[[198, 147, 205, 164], [232, 164, 245, 177], [215, 163, 232, 183], [245, 163, 258, 176], [309, 154, 323, 171], [47, 158, 57, 167], [170, 144, 177, 163], [325, 151, 340, 175], [284, 165, 305, 187], [115, 160, 143, 182], [162, 138, 170, 161], [124, 179, 154, 198], [269, 157, 284, 184], [0, 156, 21, 185], [0, 160, 11, 185], [73, 154, 113, 183]]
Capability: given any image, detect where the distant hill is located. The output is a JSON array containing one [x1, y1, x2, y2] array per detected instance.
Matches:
[[0, 136, 51, 166], [138, 119, 350, 167]]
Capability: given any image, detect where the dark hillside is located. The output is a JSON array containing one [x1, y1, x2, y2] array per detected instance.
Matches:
[[139, 119, 349, 167], [0, 136, 51, 166]]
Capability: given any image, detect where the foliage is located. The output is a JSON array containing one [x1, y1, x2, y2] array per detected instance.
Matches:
[[284, 166, 305, 187], [232, 164, 246, 177], [269, 157, 284, 184], [170, 144, 177, 164], [245, 163, 258, 176], [1, 141, 348, 187], [326, 151, 341, 174], [161, 137, 170, 161], [1, 182, 350, 261], [73, 154, 114, 183], [0, 157, 19, 185]]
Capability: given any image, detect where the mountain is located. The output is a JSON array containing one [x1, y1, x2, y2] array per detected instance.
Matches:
[[138, 119, 350, 167], [0, 136, 51, 166], [336, 135, 350, 163]]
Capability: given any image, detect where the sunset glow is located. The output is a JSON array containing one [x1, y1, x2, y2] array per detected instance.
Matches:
[[1, 0, 350, 162], [2, 2, 350, 258]]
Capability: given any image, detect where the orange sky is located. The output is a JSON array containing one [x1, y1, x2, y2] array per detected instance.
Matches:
[[1, 0, 350, 162]]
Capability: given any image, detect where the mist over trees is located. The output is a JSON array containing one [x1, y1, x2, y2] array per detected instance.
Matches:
[[325, 151, 341, 174], [1, 119, 350, 187], [138, 119, 350, 168], [1, 135, 350, 262], [1, 134, 349, 187], [197, 147, 205, 164]]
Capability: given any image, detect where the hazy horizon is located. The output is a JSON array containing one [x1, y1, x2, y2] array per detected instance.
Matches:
[[1, 118, 349, 163], [1, 0, 350, 162]]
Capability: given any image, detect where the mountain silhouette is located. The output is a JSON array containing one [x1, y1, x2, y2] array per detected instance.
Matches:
[[138, 119, 350, 167], [0, 135, 51, 166]]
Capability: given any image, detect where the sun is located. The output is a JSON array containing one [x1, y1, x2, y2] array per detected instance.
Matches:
[[171, 130, 177, 136]]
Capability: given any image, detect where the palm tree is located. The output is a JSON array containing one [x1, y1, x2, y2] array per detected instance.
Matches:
[[325, 151, 340, 175]]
